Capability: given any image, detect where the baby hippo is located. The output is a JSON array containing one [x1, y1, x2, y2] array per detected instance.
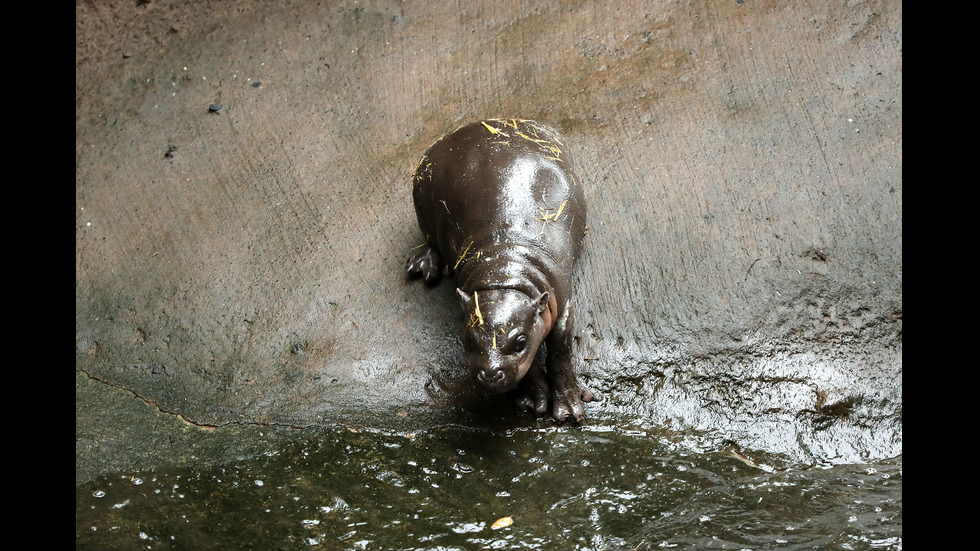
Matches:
[[406, 119, 593, 422]]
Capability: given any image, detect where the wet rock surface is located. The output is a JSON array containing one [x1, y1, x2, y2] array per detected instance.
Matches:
[[76, 0, 901, 484]]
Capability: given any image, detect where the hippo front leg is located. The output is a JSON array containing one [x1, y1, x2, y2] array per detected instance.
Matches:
[[405, 243, 445, 283], [515, 360, 550, 415], [545, 305, 594, 423]]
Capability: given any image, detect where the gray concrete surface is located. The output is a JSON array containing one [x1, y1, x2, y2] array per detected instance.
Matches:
[[76, 0, 902, 483]]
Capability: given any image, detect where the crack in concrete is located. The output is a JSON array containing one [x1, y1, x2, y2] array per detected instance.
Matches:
[[76, 368, 314, 430]]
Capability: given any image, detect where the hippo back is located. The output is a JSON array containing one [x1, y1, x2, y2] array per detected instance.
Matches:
[[412, 119, 586, 277]]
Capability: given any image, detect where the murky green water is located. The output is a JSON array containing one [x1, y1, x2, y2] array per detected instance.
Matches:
[[75, 416, 901, 550]]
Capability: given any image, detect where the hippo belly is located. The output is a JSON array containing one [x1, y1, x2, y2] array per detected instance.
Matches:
[[406, 119, 593, 423]]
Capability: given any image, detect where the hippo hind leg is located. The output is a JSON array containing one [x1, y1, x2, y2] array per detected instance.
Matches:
[[406, 243, 445, 283]]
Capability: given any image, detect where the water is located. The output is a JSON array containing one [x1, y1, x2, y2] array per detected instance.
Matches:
[[75, 416, 901, 550]]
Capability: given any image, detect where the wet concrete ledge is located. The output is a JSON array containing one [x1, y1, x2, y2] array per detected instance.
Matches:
[[76, 0, 902, 483]]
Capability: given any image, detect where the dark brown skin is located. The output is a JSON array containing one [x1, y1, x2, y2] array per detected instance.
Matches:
[[406, 119, 593, 422]]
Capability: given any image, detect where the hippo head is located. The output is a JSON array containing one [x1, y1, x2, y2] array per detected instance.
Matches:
[[456, 288, 553, 392]]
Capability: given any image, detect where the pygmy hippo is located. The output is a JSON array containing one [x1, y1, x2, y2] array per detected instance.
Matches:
[[405, 119, 594, 422]]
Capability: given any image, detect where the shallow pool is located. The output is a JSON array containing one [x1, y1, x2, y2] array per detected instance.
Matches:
[[75, 416, 901, 550]]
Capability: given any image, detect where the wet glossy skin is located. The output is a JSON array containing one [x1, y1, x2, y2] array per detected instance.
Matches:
[[406, 119, 593, 422]]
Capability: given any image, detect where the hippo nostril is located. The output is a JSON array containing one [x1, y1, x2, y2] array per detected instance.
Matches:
[[479, 369, 506, 385]]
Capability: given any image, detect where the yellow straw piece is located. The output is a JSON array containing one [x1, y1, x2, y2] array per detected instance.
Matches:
[[537, 200, 568, 223], [473, 292, 484, 326], [454, 240, 474, 269], [553, 200, 567, 221], [481, 121, 509, 137]]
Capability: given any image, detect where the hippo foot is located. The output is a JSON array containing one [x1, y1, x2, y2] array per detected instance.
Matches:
[[405, 244, 444, 283], [515, 376, 549, 416], [550, 384, 594, 424], [515, 362, 549, 415]]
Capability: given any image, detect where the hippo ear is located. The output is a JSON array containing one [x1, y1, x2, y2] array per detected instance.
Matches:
[[457, 288, 473, 307], [534, 291, 550, 315]]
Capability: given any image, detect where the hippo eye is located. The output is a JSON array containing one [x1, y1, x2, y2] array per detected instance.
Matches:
[[513, 335, 527, 353]]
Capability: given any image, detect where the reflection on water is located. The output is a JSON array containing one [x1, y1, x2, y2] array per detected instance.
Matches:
[[76, 416, 901, 550]]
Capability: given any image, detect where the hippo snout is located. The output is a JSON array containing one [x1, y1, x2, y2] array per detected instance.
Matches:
[[477, 367, 510, 389]]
